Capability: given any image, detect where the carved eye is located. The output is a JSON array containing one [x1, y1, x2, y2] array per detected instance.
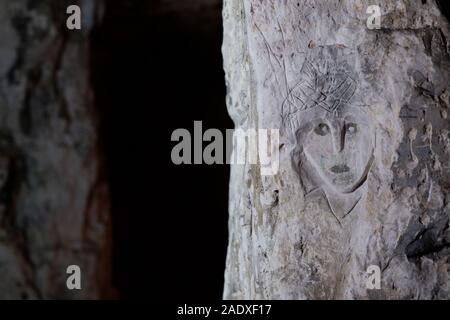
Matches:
[[314, 123, 330, 136], [346, 123, 358, 134]]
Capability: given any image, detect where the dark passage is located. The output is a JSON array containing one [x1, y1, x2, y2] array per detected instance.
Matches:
[[91, 0, 232, 299]]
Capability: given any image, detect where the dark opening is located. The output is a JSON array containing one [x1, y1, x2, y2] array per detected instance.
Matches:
[[90, 0, 232, 299], [437, 0, 450, 22]]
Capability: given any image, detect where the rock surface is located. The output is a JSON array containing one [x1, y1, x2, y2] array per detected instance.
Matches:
[[0, 0, 112, 299], [223, 0, 450, 299]]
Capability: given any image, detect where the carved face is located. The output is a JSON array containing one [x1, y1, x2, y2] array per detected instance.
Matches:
[[282, 46, 376, 193], [301, 107, 374, 193]]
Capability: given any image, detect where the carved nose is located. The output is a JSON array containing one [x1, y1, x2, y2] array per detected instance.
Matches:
[[330, 164, 350, 174], [332, 126, 346, 153]]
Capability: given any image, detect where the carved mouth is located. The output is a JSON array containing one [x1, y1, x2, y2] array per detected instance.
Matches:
[[330, 164, 350, 174]]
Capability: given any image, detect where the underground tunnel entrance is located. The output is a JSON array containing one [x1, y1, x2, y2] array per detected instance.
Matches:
[[90, 0, 232, 299]]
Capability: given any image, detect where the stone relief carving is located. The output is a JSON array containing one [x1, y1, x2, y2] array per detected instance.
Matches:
[[223, 0, 450, 300], [282, 46, 375, 222]]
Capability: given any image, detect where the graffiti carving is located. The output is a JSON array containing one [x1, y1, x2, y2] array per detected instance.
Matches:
[[283, 46, 375, 222]]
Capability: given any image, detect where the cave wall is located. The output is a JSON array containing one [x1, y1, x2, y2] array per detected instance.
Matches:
[[0, 0, 112, 299]]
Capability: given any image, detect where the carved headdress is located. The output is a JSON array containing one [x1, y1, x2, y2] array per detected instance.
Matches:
[[282, 46, 364, 133]]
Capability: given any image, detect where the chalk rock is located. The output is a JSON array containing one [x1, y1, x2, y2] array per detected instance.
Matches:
[[223, 0, 450, 299]]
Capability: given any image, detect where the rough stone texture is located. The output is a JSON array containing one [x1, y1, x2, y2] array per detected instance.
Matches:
[[223, 0, 450, 299], [0, 0, 112, 299], [148, 0, 221, 15]]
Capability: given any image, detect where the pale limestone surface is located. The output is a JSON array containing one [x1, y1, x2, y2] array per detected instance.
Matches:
[[223, 0, 450, 299]]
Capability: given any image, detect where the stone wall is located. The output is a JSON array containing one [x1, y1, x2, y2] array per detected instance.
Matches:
[[223, 0, 450, 299]]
